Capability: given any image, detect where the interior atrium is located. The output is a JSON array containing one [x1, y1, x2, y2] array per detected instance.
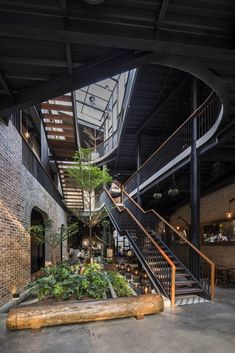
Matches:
[[0, 1, 235, 353]]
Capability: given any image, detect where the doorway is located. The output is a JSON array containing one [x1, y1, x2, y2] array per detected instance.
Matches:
[[30, 208, 45, 273]]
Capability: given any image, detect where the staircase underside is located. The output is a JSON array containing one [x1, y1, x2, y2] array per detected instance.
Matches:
[[41, 95, 84, 211]]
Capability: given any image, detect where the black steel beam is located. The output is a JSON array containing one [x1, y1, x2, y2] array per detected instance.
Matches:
[[136, 74, 189, 135], [0, 23, 235, 61], [0, 50, 155, 115], [136, 134, 142, 206], [157, 0, 170, 28], [0, 71, 13, 98], [60, 0, 73, 75], [190, 77, 200, 249]]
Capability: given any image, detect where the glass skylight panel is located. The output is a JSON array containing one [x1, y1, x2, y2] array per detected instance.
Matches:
[[97, 77, 117, 90], [82, 105, 103, 120], [75, 71, 129, 132], [88, 85, 111, 101], [76, 90, 87, 101], [84, 94, 107, 110]]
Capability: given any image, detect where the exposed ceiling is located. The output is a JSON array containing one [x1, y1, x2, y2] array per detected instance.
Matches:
[[0, 0, 234, 120], [1, 0, 235, 214]]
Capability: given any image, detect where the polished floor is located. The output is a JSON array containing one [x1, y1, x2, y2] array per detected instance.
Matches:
[[0, 288, 234, 353]]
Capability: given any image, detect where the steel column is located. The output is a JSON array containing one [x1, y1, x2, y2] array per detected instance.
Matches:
[[190, 77, 200, 249], [137, 135, 142, 206]]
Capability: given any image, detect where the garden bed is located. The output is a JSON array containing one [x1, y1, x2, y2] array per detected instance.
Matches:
[[6, 262, 164, 330]]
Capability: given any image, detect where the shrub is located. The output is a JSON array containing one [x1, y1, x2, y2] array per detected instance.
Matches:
[[28, 263, 132, 301], [108, 271, 133, 297], [28, 263, 81, 301]]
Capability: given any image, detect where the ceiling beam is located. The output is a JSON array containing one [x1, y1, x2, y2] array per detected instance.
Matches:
[[136, 74, 189, 135], [0, 50, 155, 115], [60, 0, 73, 75], [157, 0, 170, 28], [0, 23, 235, 61], [0, 56, 71, 68], [0, 71, 13, 98]]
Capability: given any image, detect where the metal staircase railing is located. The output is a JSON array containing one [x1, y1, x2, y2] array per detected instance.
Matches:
[[100, 188, 176, 304], [122, 190, 215, 300], [124, 92, 222, 195]]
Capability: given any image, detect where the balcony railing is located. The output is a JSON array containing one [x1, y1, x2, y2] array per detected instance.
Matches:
[[90, 69, 137, 162], [22, 139, 65, 209], [124, 92, 223, 195]]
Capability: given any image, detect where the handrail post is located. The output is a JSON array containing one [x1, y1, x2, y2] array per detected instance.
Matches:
[[210, 263, 215, 301], [171, 266, 176, 306]]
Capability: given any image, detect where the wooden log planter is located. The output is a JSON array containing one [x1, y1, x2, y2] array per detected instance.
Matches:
[[6, 294, 164, 331]]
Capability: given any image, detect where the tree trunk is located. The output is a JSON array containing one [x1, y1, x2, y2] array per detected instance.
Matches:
[[7, 294, 164, 331], [89, 193, 92, 262]]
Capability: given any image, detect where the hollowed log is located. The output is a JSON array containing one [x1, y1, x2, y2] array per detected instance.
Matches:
[[6, 294, 163, 331]]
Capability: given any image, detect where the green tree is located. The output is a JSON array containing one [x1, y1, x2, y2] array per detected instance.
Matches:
[[29, 220, 78, 267], [67, 148, 112, 261]]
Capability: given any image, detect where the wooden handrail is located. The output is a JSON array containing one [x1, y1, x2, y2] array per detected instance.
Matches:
[[103, 187, 176, 304], [123, 91, 216, 187], [122, 189, 214, 266], [104, 188, 175, 267], [122, 189, 215, 300]]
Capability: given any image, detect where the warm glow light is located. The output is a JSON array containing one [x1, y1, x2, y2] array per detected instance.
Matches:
[[82, 239, 89, 247], [176, 225, 180, 231], [226, 212, 233, 220], [24, 131, 30, 139], [10, 286, 17, 295], [144, 286, 148, 294]]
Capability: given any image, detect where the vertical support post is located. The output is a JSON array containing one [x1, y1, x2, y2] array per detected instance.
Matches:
[[102, 163, 108, 259], [137, 135, 142, 206], [190, 77, 200, 280], [190, 77, 200, 249]]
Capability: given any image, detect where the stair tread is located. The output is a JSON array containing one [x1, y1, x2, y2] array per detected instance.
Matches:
[[176, 287, 203, 295], [176, 273, 191, 277], [175, 280, 197, 287]]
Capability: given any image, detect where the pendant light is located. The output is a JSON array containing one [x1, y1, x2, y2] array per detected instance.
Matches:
[[168, 174, 179, 197]]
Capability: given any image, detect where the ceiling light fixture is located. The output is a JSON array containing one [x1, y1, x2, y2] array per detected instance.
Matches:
[[225, 198, 235, 220], [24, 117, 30, 139], [168, 174, 179, 197], [89, 96, 96, 106]]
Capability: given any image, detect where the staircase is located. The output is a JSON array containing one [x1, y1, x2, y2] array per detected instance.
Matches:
[[41, 94, 84, 211], [100, 187, 215, 305], [123, 92, 223, 197]]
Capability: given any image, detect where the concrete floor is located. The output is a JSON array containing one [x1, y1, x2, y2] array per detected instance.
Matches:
[[0, 288, 234, 353]]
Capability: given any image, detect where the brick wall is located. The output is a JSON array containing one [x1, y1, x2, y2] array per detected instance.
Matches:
[[0, 118, 68, 304], [170, 183, 235, 267]]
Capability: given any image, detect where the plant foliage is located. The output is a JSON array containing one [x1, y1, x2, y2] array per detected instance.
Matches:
[[28, 263, 133, 302], [28, 221, 78, 266], [108, 271, 133, 297], [67, 148, 112, 260]]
